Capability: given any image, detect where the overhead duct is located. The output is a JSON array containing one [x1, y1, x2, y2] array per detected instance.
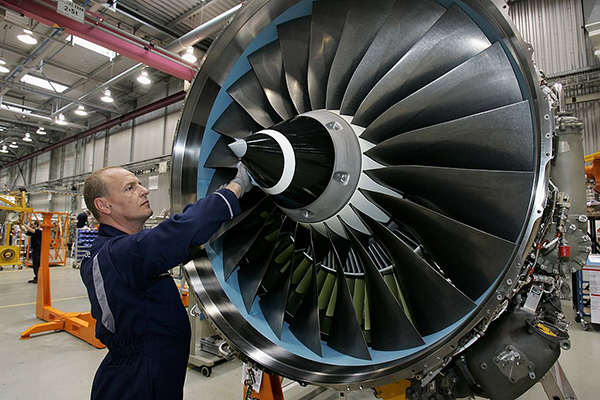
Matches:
[[172, 0, 586, 397]]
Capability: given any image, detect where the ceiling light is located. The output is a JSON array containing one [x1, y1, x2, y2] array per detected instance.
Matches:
[[0, 60, 9, 74], [17, 29, 37, 45], [9, 141, 18, 148], [55, 114, 67, 125], [0, 145, 7, 154], [182, 47, 197, 63], [36, 127, 46, 135], [101, 89, 114, 103], [74, 105, 88, 116], [23, 132, 32, 142], [137, 69, 152, 85], [66, 35, 117, 61], [20, 74, 68, 93]]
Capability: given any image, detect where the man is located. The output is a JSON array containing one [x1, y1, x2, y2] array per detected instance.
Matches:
[[80, 164, 251, 400], [77, 209, 92, 228], [21, 221, 41, 284]]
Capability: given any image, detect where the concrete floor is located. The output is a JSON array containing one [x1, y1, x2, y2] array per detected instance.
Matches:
[[0, 264, 598, 400]]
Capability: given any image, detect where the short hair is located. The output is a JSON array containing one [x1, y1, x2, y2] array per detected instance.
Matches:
[[31, 220, 39, 228], [83, 167, 121, 220]]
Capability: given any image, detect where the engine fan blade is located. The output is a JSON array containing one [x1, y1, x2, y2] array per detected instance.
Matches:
[[326, 227, 371, 359], [340, 0, 444, 115], [207, 168, 236, 195], [342, 223, 425, 350], [204, 136, 237, 169], [365, 101, 534, 172], [248, 40, 296, 120], [363, 190, 516, 301], [361, 42, 522, 143], [278, 16, 312, 114], [308, 0, 350, 110], [227, 70, 282, 127], [222, 207, 278, 280], [353, 4, 491, 127], [212, 101, 262, 139], [353, 206, 476, 336], [366, 166, 534, 242], [325, 0, 396, 110], [238, 215, 289, 312]]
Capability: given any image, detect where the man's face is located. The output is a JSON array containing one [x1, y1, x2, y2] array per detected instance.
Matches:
[[102, 168, 153, 223]]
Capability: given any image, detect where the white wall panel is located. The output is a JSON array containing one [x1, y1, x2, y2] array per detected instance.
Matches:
[[164, 113, 179, 155], [107, 128, 132, 166], [29, 193, 52, 212], [509, 0, 599, 75], [93, 137, 105, 171], [63, 143, 77, 178], [83, 137, 94, 173], [133, 119, 164, 161]]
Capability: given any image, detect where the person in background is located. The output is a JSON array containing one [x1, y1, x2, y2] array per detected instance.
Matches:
[[77, 209, 92, 229], [21, 221, 41, 284], [80, 163, 252, 400]]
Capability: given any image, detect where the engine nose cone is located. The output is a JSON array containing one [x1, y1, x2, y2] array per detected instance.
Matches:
[[228, 139, 248, 158]]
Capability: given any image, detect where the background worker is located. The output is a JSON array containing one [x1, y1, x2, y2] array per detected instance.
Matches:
[[76, 209, 92, 228], [21, 221, 41, 284], [80, 163, 252, 400]]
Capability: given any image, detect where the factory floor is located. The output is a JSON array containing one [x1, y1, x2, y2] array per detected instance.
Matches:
[[0, 263, 598, 400]]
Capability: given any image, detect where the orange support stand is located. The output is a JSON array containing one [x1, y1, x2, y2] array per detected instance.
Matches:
[[20, 212, 105, 349], [243, 373, 284, 400]]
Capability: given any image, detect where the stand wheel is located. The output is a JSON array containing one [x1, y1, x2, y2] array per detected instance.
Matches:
[[575, 314, 581, 323], [201, 366, 212, 377], [581, 320, 590, 331], [0, 266, 3, 271]]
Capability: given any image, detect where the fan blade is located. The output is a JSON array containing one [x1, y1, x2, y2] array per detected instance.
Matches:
[[238, 215, 287, 312], [340, 0, 445, 115], [353, 206, 476, 336], [207, 168, 236, 194], [353, 4, 491, 127], [361, 42, 523, 144], [278, 16, 312, 114], [342, 223, 425, 350], [212, 101, 262, 139], [289, 232, 323, 356], [227, 70, 282, 128], [248, 41, 296, 120], [308, 0, 350, 110], [223, 208, 279, 281], [259, 246, 294, 339], [325, 0, 396, 110], [326, 244, 371, 360], [211, 195, 272, 243], [325, 223, 352, 268], [365, 101, 534, 172], [366, 166, 534, 242], [363, 191, 516, 300], [204, 136, 237, 169], [311, 226, 333, 265]]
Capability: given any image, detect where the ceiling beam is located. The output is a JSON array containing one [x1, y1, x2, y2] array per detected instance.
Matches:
[[0, 0, 197, 81]]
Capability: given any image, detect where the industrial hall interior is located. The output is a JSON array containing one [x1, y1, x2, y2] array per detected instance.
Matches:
[[3, 0, 600, 399]]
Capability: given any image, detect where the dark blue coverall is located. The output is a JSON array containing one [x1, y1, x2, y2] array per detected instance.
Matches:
[[80, 189, 240, 400]]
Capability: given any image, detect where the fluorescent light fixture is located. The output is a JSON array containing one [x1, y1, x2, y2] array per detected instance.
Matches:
[[55, 114, 68, 125], [182, 47, 197, 63], [20, 74, 68, 93], [23, 132, 32, 142], [36, 127, 46, 135], [17, 29, 37, 45], [1, 104, 31, 114], [0, 145, 7, 154], [75, 105, 88, 116], [9, 141, 18, 148], [0, 59, 9, 74], [67, 35, 117, 61], [101, 89, 114, 103], [137, 69, 152, 85]]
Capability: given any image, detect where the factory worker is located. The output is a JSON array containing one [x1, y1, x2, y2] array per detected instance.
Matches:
[[80, 164, 252, 400]]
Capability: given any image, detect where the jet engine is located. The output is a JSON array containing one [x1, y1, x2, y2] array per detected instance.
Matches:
[[171, 0, 590, 398]]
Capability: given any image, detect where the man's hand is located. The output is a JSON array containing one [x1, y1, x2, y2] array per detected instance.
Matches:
[[228, 162, 254, 199]]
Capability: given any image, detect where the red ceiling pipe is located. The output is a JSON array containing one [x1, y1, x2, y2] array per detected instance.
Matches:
[[0, 91, 186, 170], [0, 0, 196, 81]]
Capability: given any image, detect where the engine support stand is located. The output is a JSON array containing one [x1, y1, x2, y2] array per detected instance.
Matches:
[[540, 361, 577, 400]]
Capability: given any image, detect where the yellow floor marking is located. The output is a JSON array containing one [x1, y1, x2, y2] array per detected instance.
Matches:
[[0, 295, 87, 309]]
